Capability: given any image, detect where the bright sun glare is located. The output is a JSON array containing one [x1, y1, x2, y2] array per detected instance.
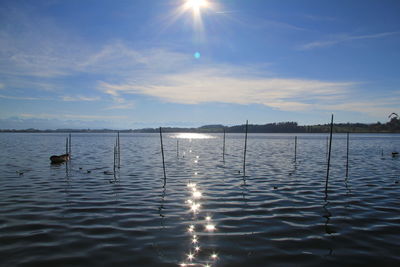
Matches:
[[186, 0, 209, 10]]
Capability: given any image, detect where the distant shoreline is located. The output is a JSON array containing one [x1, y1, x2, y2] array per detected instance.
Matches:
[[1, 121, 399, 134]]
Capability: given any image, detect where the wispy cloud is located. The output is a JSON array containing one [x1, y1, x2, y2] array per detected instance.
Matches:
[[300, 31, 400, 50], [0, 4, 397, 122], [61, 95, 101, 102], [317, 96, 400, 118], [228, 14, 309, 32], [104, 103, 135, 110], [98, 68, 354, 111], [20, 113, 127, 120], [0, 94, 50, 101], [303, 14, 338, 22]]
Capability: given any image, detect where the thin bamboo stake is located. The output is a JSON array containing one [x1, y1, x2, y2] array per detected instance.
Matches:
[[294, 136, 297, 162], [117, 131, 120, 168], [325, 114, 334, 195], [177, 139, 179, 157], [66, 137, 68, 155], [113, 145, 116, 173], [223, 128, 226, 162], [69, 133, 72, 156], [326, 136, 329, 160], [243, 120, 248, 179], [346, 132, 349, 177], [160, 127, 167, 181]]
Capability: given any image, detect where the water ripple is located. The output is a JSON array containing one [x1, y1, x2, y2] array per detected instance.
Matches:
[[0, 133, 399, 266]]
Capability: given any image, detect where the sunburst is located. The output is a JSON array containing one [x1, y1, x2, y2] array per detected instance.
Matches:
[[185, 0, 209, 10]]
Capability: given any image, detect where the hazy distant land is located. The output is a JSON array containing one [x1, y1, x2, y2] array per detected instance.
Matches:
[[1, 119, 399, 133]]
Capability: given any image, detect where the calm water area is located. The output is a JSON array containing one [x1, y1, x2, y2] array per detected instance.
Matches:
[[0, 132, 399, 266]]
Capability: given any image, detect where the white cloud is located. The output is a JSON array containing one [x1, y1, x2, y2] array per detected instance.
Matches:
[[300, 31, 400, 50], [0, 5, 397, 121], [98, 69, 354, 111]]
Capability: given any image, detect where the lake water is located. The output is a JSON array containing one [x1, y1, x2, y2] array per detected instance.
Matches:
[[0, 132, 399, 266]]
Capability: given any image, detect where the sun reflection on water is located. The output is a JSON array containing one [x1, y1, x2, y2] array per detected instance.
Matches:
[[179, 142, 218, 266], [173, 133, 214, 139]]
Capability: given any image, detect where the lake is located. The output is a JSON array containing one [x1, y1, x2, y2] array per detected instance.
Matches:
[[0, 132, 399, 266]]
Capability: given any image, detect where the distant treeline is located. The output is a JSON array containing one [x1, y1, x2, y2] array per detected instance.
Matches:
[[2, 118, 399, 133], [131, 119, 400, 133]]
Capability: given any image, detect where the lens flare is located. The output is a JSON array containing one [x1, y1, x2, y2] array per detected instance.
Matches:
[[194, 52, 201, 59]]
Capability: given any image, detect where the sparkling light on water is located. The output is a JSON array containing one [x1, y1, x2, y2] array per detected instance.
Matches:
[[173, 133, 213, 139], [205, 224, 215, 231]]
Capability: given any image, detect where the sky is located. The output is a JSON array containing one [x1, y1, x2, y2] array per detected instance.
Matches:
[[0, 0, 399, 129]]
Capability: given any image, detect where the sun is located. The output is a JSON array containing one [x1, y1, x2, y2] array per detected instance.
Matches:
[[186, 0, 209, 10]]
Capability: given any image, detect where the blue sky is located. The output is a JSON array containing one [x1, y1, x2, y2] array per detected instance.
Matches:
[[1, 0, 399, 129]]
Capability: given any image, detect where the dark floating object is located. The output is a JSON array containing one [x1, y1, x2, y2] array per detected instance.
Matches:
[[103, 171, 114, 175], [79, 167, 82, 170], [395, 181, 399, 184], [16, 171, 24, 175], [50, 154, 70, 164], [392, 152, 399, 157], [87, 170, 91, 173], [273, 186, 278, 190]]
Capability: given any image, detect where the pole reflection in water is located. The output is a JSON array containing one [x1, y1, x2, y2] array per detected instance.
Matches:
[[322, 197, 335, 258], [158, 183, 166, 226]]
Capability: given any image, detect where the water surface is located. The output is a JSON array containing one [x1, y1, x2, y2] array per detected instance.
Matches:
[[0, 133, 399, 266]]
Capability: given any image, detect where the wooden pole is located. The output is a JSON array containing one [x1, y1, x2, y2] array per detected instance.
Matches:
[[177, 139, 179, 157], [294, 136, 297, 162], [160, 127, 167, 181], [69, 133, 72, 156], [113, 145, 116, 173], [326, 136, 329, 160], [325, 114, 334, 194], [117, 131, 120, 168], [223, 128, 226, 162], [346, 132, 349, 177], [243, 120, 248, 179], [66, 137, 68, 155]]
